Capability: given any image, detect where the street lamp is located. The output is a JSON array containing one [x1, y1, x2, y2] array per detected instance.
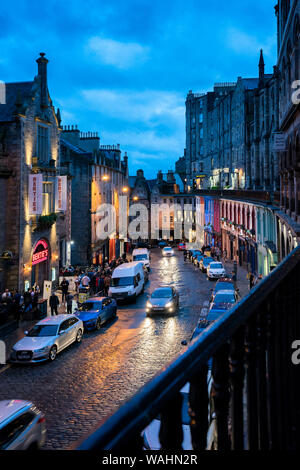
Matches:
[[102, 175, 109, 181], [122, 186, 129, 193], [133, 196, 139, 202]]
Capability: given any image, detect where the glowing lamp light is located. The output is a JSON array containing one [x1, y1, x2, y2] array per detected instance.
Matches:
[[122, 186, 129, 193], [133, 196, 139, 202], [102, 175, 109, 181]]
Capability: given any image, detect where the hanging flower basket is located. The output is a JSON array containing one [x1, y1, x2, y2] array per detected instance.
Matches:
[[34, 213, 57, 232]]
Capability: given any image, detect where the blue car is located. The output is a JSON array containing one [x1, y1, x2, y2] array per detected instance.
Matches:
[[209, 290, 238, 315], [75, 297, 117, 331]]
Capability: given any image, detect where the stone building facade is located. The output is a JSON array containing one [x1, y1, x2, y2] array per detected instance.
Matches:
[[61, 127, 129, 266], [0, 53, 71, 293], [184, 55, 280, 192], [275, 0, 300, 259]]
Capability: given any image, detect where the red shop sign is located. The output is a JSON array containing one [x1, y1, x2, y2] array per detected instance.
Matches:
[[32, 240, 49, 265]]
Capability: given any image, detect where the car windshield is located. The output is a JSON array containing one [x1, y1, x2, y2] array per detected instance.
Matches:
[[133, 254, 148, 261], [111, 276, 134, 287], [214, 293, 235, 304], [27, 325, 58, 337], [164, 247, 172, 251], [211, 263, 223, 269], [151, 288, 172, 298], [78, 302, 101, 311]]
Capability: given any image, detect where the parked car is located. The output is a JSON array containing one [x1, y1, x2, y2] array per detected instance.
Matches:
[[109, 261, 145, 302], [162, 246, 174, 257], [146, 286, 179, 315], [209, 289, 238, 315], [132, 248, 151, 271], [75, 297, 117, 331], [177, 243, 186, 251], [0, 400, 46, 450], [10, 314, 84, 363], [158, 241, 168, 248], [207, 262, 226, 280], [199, 257, 214, 273], [210, 278, 239, 302], [190, 250, 202, 262]]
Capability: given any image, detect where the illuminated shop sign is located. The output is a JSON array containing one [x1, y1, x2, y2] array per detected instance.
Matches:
[[32, 239, 49, 265]]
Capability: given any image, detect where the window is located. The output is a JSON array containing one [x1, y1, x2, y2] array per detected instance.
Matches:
[[37, 125, 49, 163], [0, 412, 35, 449], [59, 320, 70, 333], [199, 113, 203, 123], [42, 182, 54, 215]]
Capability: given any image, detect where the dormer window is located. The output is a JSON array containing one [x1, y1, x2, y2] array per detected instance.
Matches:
[[37, 124, 49, 163]]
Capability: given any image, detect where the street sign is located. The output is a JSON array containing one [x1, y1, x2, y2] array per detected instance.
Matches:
[[273, 132, 286, 152]]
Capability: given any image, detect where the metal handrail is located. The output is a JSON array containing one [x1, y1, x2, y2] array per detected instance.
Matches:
[[77, 245, 300, 450]]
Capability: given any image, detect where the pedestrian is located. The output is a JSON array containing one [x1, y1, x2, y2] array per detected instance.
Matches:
[[49, 292, 59, 315], [1, 289, 11, 302], [216, 247, 221, 261], [23, 289, 32, 313], [81, 273, 90, 288], [231, 271, 237, 288], [223, 249, 227, 262], [12, 290, 22, 322], [60, 277, 69, 304], [249, 272, 255, 290], [66, 292, 74, 314], [104, 274, 111, 296]]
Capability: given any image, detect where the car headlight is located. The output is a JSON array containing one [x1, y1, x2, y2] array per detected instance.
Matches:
[[34, 346, 50, 353], [165, 301, 173, 308], [146, 301, 152, 308]]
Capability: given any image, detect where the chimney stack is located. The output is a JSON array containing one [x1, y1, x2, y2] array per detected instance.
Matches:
[[36, 52, 49, 108]]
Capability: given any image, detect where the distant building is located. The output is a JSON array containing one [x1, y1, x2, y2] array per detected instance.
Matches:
[[275, 0, 300, 260], [184, 54, 280, 191]]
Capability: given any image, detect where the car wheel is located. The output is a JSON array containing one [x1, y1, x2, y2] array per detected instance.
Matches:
[[95, 317, 102, 330], [76, 329, 83, 343], [49, 345, 57, 362]]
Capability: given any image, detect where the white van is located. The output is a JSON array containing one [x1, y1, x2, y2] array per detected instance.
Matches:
[[132, 248, 150, 270], [109, 262, 145, 302]]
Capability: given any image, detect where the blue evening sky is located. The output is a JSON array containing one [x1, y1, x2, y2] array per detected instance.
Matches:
[[0, 0, 277, 178]]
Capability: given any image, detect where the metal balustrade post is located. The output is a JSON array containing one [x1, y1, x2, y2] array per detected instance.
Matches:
[[245, 315, 258, 449], [256, 307, 269, 449], [229, 327, 245, 450], [188, 364, 209, 451], [159, 391, 183, 450], [212, 343, 231, 450], [266, 292, 277, 449]]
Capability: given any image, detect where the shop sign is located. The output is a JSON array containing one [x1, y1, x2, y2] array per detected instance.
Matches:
[[273, 132, 286, 152], [29, 174, 43, 215], [32, 240, 49, 265], [55, 176, 67, 211]]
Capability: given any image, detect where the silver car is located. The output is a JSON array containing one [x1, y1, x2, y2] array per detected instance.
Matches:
[[10, 314, 84, 363], [146, 286, 179, 315], [0, 400, 46, 450]]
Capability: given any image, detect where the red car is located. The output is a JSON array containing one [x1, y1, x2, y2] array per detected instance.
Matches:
[[177, 243, 186, 251]]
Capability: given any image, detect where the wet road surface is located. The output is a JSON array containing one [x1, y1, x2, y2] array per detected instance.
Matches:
[[0, 249, 213, 449]]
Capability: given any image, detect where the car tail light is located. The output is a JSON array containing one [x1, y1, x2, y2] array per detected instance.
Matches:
[[38, 416, 46, 424]]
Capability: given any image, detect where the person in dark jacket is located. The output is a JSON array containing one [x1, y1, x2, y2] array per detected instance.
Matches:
[[66, 293, 74, 314], [60, 278, 69, 304], [49, 292, 59, 315]]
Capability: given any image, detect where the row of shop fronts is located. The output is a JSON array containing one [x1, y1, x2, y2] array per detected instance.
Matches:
[[195, 196, 291, 277]]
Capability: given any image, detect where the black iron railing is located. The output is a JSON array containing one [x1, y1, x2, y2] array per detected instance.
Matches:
[[77, 246, 300, 451]]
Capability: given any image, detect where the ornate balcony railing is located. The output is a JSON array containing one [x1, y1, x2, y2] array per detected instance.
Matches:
[[77, 245, 300, 451]]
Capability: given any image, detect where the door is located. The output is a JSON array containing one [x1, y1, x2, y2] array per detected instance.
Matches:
[[58, 319, 71, 350], [101, 298, 111, 322]]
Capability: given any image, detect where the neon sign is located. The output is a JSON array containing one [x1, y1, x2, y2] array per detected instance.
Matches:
[[32, 240, 49, 265]]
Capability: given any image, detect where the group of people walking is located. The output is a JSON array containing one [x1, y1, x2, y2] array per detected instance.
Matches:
[[49, 254, 129, 316]]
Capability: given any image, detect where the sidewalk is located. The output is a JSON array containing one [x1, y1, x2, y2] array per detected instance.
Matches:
[[223, 259, 250, 299]]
